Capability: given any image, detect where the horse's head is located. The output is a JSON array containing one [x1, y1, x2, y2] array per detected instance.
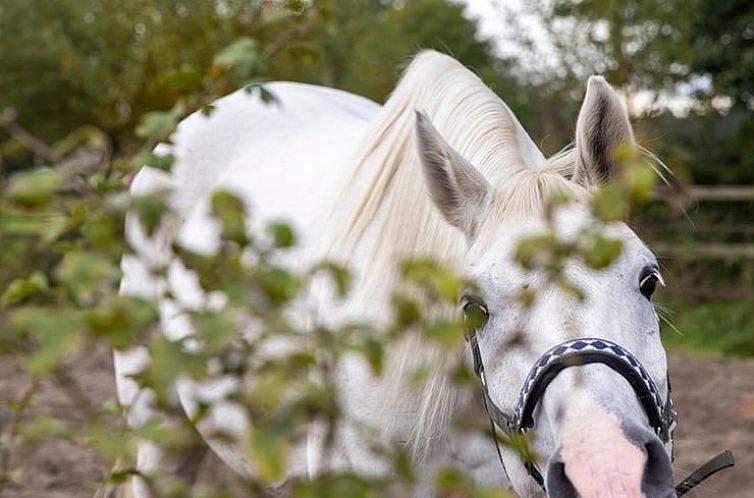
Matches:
[[415, 77, 674, 498]]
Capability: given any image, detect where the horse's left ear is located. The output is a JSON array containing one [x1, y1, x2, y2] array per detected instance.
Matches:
[[573, 76, 635, 186], [415, 109, 491, 239]]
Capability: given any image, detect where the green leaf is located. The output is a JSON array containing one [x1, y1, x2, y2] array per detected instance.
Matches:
[[11, 307, 86, 375], [293, 474, 375, 498], [391, 294, 422, 328], [135, 105, 184, 140], [362, 337, 383, 375], [214, 38, 262, 78], [211, 190, 248, 245], [624, 161, 658, 204], [85, 295, 157, 349], [159, 66, 201, 91], [591, 184, 630, 222], [20, 416, 72, 443], [256, 267, 300, 304], [145, 152, 175, 172], [7, 168, 61, 208], [310, 261, 352, 297], [1, 271, 48, 307], [424, 319, 464, 350], [514, 234, 558, 270], [57, 250, 116, 303], [578, 232, 623, 270], [556, 278, 586, 303], [248, 425, 289, 483], [131, 192, 170, 237], [267, 222, 296, 248], [190, 310, 237, 353], [139, 336, 206, 404], [245, 82, 279, 104]]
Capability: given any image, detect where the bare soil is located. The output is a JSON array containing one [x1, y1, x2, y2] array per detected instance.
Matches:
[[1, 348, 752, 497]]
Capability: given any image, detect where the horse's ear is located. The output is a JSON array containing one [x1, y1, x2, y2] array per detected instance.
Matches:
[[415, 109, 491, 239], [573, 76, 635, 186]]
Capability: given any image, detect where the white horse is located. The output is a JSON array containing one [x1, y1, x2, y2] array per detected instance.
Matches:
[[115, 51, 677, 498]]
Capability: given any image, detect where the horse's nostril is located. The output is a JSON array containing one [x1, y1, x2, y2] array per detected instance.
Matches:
[[642, 437, 675, 495], [546, 419, 675, 498], [545, 459, 578, 498]]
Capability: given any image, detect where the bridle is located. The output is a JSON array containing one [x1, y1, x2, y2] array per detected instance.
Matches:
[[462, 306, 735, 497]]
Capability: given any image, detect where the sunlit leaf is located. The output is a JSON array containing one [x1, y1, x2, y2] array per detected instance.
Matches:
[[1, 271, 48, 307], [256, 267, 300, 304], [578, 232, 623, 270], [214, 37, 262, 79], [591, 184, 629, 222], [7, 168, 61, 208], [135, 105, 184, 140], [267, 222, 296, 248]]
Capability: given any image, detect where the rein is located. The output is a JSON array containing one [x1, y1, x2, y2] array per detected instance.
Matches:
[[465, 332, 735, 496]]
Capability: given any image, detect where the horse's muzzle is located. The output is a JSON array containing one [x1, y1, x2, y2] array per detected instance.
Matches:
[[545, 413, 675, 498]]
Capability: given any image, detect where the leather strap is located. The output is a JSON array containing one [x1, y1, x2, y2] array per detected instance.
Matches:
[[465, 332, 734, 495], [675, 450, 735, 497]]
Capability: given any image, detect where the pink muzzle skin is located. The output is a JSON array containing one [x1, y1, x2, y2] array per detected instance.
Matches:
[[560, 396, 647, 498]]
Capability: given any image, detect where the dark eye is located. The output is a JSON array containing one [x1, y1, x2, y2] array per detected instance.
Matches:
[[461, 295, 489, 331], [639, 268, 660, 301]]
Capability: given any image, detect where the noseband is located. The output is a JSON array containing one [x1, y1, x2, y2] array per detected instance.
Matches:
[[465, 330, 734, 496]]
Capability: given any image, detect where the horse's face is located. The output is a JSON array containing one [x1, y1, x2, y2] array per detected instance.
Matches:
[[415, 77, 674, 498], [466, 206, 672, 498]]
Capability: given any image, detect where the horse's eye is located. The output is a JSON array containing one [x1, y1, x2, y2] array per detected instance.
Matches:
[[462, 297, 489, 330], [639, 270, 659, 301]]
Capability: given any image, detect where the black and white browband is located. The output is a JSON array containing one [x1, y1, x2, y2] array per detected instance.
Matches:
[[464, 326, 734, 496]]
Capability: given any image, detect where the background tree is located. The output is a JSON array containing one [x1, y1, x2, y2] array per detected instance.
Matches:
[[686, 0, 754, 184]]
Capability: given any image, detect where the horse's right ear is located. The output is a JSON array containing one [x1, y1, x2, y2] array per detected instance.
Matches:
[[573, 76, 635, 186], [414, 109, 491, 239]]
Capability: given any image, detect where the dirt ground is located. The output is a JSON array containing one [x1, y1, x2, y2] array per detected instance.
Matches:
[[1, 348, 752, 498]]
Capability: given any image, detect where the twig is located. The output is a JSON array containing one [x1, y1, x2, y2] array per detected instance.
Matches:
[[53, 366, 95, 417], [262, 12, 319, 60], [0, 378, 39, 488], [0, 108, 57, 162]]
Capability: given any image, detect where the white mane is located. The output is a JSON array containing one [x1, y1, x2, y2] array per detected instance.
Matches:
[[328, 51, 586, 460]]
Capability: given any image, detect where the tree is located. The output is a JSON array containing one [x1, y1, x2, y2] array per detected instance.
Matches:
[[692, 0, 754, 110], [506, 0, 695, 114], [0, 1, 303, 148], [687, 0, 754, 183]]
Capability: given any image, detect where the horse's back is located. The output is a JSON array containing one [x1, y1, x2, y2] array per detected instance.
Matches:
[[159, 82, 379, 259]]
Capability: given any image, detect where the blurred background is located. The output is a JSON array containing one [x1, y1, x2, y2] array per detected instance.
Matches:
[[2, 0, 752, 355]]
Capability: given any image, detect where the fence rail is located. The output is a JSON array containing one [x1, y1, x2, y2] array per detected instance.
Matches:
[[654, 185, 754, 202], [644, 185, 753, 300]]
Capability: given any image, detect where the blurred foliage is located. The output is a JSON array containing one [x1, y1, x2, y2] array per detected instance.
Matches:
[[692, 0, 754, 109], [0, 0, 519, 170], [0, 0, 753, 495], [686, 0, 754, 184], [549, 0, 694, 96], [0, 4, 522, 495], [661, 301, 754, 357]]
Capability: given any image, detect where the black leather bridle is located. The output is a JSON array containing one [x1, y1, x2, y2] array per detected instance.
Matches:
[[463, 319, 735, 496]]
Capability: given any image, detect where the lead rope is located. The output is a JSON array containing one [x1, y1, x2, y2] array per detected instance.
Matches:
[[675, 450, 735, 497]]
